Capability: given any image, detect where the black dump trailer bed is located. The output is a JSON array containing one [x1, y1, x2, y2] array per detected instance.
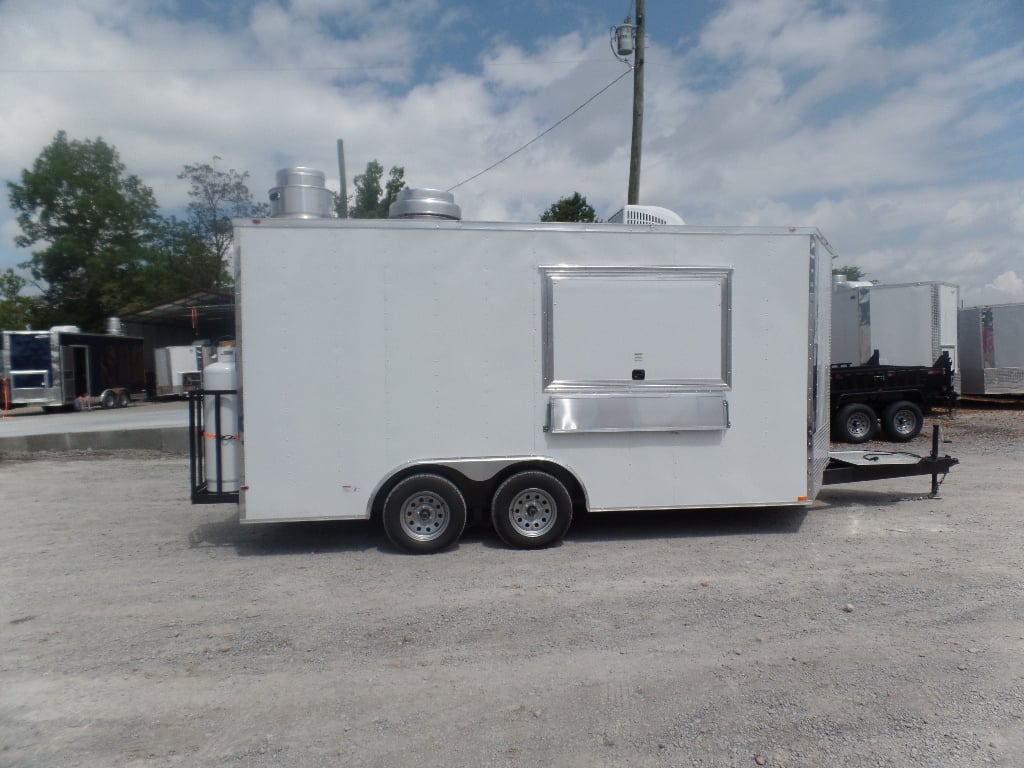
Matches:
[[830, 350, 957, 443]]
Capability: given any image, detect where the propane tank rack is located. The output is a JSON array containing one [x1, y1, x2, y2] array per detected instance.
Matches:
[[188, 389, 240, 504]]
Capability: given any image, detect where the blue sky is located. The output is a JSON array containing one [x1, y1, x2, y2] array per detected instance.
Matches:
[[1, 0, 1022, 306]]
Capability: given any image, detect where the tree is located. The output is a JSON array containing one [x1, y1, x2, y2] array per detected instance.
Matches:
[[541, 193, 597, 223], [145, 216, 231, 297], [0, 269, 38, 329], [176, 160, 270, 289], [349, 160, 405, 218], [7, 131, 162, 331]]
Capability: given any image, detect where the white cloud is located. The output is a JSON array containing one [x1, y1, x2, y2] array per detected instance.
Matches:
[[987, 271, 1024, 296], [0, 0, 1022, 314], [700, 0, 881, 69]]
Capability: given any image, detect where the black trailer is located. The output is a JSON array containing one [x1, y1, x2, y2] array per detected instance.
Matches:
[[831, 350, 957, 443], [1, 328, 146, 410]]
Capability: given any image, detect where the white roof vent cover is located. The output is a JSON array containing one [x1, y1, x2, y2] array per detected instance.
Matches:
[[608, 205, 685, 225]]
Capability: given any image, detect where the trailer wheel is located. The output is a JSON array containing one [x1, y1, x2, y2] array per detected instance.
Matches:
[[834, 403, 876, 443], [491, 471, 573, 549], [100, 391, 117, 409], [116, 390, 130, 408], [382, 474, 467, 554], [882, 400, 923, 442]]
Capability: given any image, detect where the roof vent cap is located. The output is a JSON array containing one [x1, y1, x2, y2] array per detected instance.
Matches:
[[269, 167, 334, 219], [389, 188, 461, 220]]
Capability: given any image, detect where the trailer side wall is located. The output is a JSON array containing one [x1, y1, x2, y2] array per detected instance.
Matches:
[[235, 221, 831, 522]]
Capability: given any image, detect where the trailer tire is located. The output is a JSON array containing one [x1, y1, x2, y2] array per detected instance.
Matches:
[[834, 403, 876, 444], [100, 391, 117, 409], [116, 390, 130, 408], [491, 471, 573, 549], [882, 400, 923, 442], [382, 474, 467, 554]]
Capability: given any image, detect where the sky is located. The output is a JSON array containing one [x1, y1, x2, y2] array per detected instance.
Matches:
[[0, 0, 1022, 307]]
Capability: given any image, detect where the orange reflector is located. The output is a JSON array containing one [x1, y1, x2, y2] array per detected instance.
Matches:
[[797, 495, 808, 502]]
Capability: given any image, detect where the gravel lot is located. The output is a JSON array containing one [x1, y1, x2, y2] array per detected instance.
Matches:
[[2, 407, 1022, 768]]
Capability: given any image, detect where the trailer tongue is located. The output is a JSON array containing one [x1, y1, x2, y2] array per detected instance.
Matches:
[[824, 426, 957, 496]]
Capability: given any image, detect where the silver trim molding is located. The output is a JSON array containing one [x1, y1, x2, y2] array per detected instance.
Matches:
[[548, 392, 729, 433]]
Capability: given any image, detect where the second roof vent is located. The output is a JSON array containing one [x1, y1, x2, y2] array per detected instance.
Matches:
[[388, 188, 462, 220]]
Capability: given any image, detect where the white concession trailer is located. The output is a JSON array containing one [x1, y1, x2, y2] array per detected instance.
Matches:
[[188, 175, 956, 553]]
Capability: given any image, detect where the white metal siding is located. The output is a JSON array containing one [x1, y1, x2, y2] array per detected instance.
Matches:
[[235, 221, 827, 521]]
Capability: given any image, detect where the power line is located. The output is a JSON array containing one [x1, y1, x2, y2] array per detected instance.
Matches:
[[448, 67, 632, 192], [0, 59, 613, 76]]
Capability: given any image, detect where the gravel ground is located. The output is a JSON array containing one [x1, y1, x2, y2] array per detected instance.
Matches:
[[1, 406, 1022, 768]]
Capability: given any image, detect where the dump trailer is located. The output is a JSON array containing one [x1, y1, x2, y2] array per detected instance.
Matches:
[[1, 327, 145, 410], [830, 279, 960, 441], [831, 351, 957, 443], [958, 303, 1024, 395], [187, 174, 956, 554]]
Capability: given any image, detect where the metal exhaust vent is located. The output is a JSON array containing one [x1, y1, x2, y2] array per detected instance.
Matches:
[[269, 167, 335, 219]]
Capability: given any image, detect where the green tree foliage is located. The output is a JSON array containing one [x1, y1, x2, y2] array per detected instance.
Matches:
[[147, 216, 232, 296], [0, 269, 38, 329], [174, 160, 270, 289], [6, 137, 273, 330], [7, 131, 162, 331], [541, 192, 597, 223], [349, 160, 406, 218]]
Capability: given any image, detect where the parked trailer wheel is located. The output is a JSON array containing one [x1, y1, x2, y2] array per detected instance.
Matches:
[[116, 391, 130, 408], [100, 391, 117, 409], [882, 400, 923, 442], [834, 403, 876, 444], [382, 474, 467, 554], [491, 471, 573, 549]]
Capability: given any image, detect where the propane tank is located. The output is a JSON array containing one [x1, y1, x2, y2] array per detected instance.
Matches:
[[203, 343, 240, 492]]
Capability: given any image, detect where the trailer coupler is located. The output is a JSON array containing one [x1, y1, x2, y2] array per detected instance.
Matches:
[[822, 425, 957, 497]]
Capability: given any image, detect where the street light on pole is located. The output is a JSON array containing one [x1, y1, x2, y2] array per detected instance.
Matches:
[[612, 0, 644, 205]]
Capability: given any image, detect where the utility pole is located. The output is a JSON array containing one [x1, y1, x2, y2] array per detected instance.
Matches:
[[337, 139, 348, 218], [627, 0, 645, 205]]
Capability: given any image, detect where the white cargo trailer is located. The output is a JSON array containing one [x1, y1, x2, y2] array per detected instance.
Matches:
[[154, 344, 203, 398], [869, 282, 959, 368], [958, 303, 1024, 395], [831, 280, 958, 368], [187, 178, 957, 553]]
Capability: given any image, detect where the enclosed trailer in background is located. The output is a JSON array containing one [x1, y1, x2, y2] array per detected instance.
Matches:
[[869, 282, 959, 369], [958, 303, 1024, 395], [831, 280, 958, 368], [830, 279, 872, 367], [154, 344, 206, 398], [1, 327, 145, 410], [186, 171, 957, 553]]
